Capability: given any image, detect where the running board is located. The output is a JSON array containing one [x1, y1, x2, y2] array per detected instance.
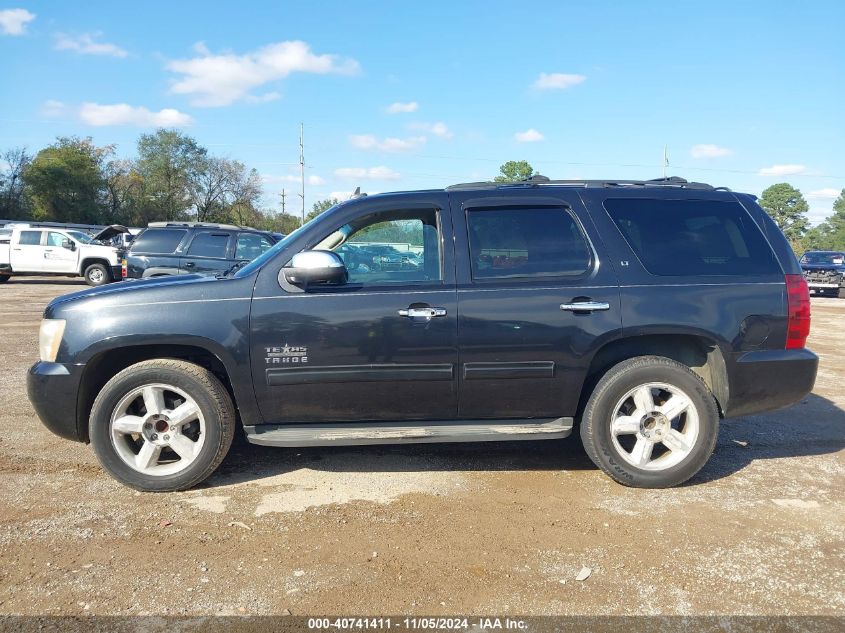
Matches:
[[243, 418, 573, 447]]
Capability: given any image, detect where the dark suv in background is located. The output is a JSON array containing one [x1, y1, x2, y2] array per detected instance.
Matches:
[[800, 251, 845, 298], [28, 176, 817, 493], [122, 222, 279, 279]]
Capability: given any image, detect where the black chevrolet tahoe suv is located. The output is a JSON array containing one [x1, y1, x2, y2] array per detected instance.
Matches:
[[121, 222, 279, 280], [28, 177, 818, 492], [800, 250, 845, 298]]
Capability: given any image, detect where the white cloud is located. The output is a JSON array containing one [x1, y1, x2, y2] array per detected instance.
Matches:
[[386, 101, 418, 114], [807, 188, 841, 200], [334, 166, 401, 181], [41, 99, 68, 117], [166, 40, 361, 107], [263, 173, 326, 186], [690, 143, 733, 159], [54, 32, 128, 57], [78, 103, 193, 127], [514, 128, 544, 143], [408, 121, 453, 139], [758, 164, 808, 177], [0, 8, 35, 35], [349, 134, 426, 152], [532, 72, 586, 90]]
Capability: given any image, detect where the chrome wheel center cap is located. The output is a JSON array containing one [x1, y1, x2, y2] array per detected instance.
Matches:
[[640, 411, 670, 440]]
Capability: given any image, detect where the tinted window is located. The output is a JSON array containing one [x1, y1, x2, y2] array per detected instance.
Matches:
[[131, 229, 186, 254], [316, 208, 441, 285], [801, 252, 845, 265], [604, 198, 780, 276], [235, 233, 274, 260], [186, 232, 231, 258], [467, 208, 591, 279], [18, 231, 42, 246]]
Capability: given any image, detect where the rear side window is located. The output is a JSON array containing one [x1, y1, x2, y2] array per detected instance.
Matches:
[[186, 232, 231, 258], [604, 198, 780, 276], [131, 229, 186, 254], [18, 231, 42, 245], [467, 207, 591, 279]]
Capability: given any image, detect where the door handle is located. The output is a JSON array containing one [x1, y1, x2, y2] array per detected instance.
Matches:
[[398, 307, 447, 318], [560, 301, 610, 312], [184, 262, 195, 268]]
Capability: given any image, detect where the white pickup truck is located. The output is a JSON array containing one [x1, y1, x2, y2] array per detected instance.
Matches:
[[0, 225, 124, 286]]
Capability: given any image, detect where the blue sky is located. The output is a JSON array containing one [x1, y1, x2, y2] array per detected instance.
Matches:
[[1, 0, 843, 223]]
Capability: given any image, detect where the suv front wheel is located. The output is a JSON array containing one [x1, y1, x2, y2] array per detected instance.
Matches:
[[89, 359, 236, 492], [580, 356, 719, 488]]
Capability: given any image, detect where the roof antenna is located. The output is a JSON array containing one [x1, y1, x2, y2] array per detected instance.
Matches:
[[350, 186, 367, 200]]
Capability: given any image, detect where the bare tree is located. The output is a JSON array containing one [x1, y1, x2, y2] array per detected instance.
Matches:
[[1, 147, 33, 218]]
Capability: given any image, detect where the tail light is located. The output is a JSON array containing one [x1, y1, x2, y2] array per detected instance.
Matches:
[[121, 259, 127, 279], [785, 274, 810, 349]]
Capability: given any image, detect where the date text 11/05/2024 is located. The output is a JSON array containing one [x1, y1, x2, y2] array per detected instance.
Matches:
[[307, 617, 528, 630]]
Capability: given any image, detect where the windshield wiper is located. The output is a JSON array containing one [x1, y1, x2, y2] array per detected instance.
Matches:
[[218, 261, 248, 278]]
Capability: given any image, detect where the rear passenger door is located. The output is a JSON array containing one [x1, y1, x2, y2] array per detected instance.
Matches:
[[451, 192, 622, 420], [10, 230, 47, 272], [180, 231, 234, 276]]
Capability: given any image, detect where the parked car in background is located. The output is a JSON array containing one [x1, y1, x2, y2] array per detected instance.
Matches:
[[1, 225, 122, 285], [800, 251, 845, 298], [122, 222, 279, 279], [28, 176, 817, 492]]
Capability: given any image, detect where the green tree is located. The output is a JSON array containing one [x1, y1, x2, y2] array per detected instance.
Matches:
[[803, 189, 845, 252], [304, 197, 340, 222], [136, 129, 207, 222], [759, 183, 809, 247], [493, 160, 535, 183], [23, 137, 111, 224]]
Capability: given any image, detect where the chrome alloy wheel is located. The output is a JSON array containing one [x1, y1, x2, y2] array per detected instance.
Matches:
[[109, 383, 206, 477], [609, 382, 700, 471]]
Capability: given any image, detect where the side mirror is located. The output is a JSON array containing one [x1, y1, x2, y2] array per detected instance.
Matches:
[[62, 239, 76, 251], [283, 250, 348, 286]]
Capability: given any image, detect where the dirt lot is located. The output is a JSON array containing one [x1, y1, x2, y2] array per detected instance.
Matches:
[[0, 278, 842, 617]]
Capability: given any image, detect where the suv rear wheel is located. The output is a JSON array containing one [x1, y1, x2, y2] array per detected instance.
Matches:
[[580, 356, 719, 488], [89, 359, 236, 492]]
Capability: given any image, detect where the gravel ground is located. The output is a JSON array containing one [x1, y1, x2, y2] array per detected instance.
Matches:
[[0, 278, 843, 616]]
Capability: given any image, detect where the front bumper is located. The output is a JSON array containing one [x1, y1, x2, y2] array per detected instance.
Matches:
[[27, 361, 86, 442], [725, 348, 818, 418]]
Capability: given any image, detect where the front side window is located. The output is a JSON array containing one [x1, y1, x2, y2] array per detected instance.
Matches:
[[604, 198, 781, 276], [315, 208, 441, 285], [47, 232, 67, 247], [130, 229, 187, 254], [235, 233, 274, 260], [467, 207, 591, 280], [18, 231, 42, 246]]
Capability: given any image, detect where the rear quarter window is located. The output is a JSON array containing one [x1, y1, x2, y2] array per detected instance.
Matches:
[[603, 198, 781, 276], [130, 229, 187, 254]]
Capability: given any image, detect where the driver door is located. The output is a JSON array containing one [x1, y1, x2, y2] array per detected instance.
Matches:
[[43, 232, 79, 273], [250, 195, 458, 424]]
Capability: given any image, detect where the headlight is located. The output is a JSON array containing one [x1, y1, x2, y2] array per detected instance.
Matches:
[[39, 319, 66, 362]]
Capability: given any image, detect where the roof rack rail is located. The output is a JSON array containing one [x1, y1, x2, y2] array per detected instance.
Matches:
[[147, 221, 260, 231], [446, 174, 722, 191]]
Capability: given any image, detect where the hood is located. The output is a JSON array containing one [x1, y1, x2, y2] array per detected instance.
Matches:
[[91, 224, 130, 242], [47, 273, 211, 311]]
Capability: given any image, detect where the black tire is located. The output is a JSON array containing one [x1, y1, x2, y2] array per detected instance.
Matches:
[[0, 274, 10, 283], [580, 356, 720, 488], [89, 359, 236, 492], [84, 263, 110, 286]]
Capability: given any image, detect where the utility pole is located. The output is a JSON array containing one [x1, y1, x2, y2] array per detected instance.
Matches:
[[280, 188, 286, 215], [299, 122, 305, 226]]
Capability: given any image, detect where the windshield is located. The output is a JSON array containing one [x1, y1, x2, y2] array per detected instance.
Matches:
[[68, 230, 93, 244], [801, 252, 845, 265]]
